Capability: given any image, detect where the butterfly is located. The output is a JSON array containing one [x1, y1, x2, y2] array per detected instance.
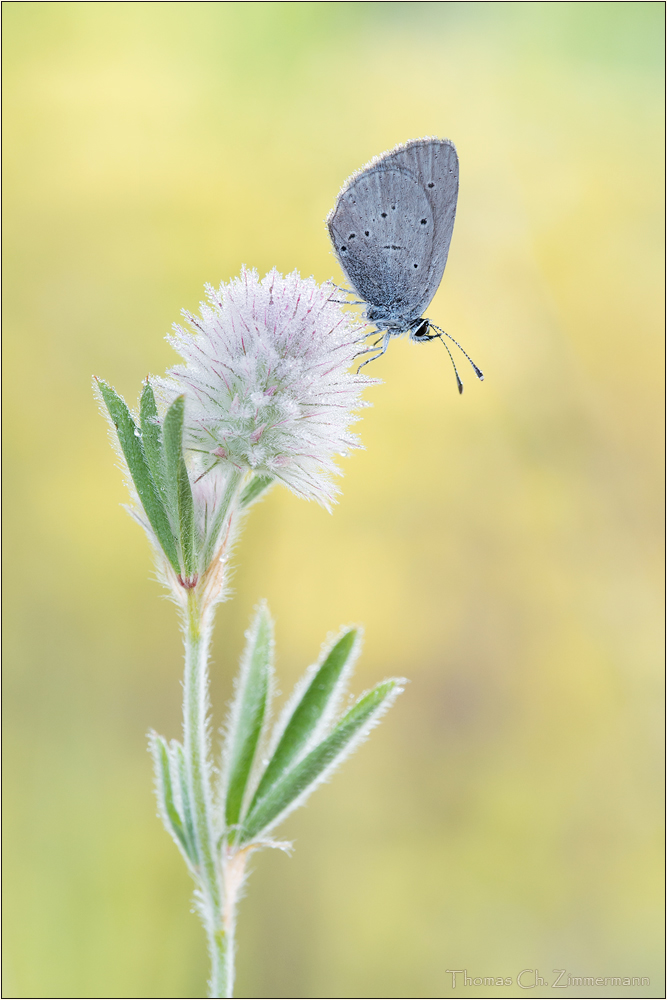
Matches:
[[327, 137, 483, 392]]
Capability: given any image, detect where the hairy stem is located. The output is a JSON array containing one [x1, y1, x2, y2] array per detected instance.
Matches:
[[221, 848, 251, 997], [183, 590, 234, 997]]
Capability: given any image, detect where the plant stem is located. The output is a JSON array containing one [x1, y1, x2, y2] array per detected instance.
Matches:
[[182, 589, 234, 998], [221, 847, 251, 996]]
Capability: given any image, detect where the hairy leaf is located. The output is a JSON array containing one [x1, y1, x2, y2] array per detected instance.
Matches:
[[240, 679, 404, 843], [250, 629, 359, 809], [163, 396, 197, 578], [140, 381, 168, 505], [98, 380, 180, 573], [150, 733, 193, 862], [239, 475, 275, 509], [202, 470, 243, 569], [172, 741, 198, 864], [224, 602, 274, 830]]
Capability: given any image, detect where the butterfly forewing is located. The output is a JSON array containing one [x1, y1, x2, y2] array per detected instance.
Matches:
[[329, 167, 435, 319]]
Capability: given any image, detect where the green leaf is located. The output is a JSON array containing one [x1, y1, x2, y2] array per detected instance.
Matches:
[[249, 629, 359, 809], [98, 380, 180, 574], [177, 457, 197, 577], [163, 396, 197, 578], [224, 602, 274, 830], [240, 679, 404, 843], [150, 733, 193, 861], [140, 381, 168, 505], [202, 470, 243, 569], [239, 475, 275, 509], [173, 741, 198, 864]]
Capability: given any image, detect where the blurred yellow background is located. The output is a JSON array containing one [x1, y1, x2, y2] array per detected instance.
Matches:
[[3, 3, 663, 998]]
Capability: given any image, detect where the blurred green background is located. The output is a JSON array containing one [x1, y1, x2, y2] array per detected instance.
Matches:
[[3, 3, 663, 998]]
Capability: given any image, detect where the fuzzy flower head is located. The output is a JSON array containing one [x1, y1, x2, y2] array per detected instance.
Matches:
[[157, 268, 375, 509]]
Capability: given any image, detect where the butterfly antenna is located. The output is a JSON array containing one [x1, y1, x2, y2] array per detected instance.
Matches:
[[436, 334, 464, 395], [431, 323, 484, 381]]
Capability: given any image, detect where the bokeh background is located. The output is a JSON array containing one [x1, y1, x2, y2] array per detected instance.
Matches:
[[3, 3, 663, 998]]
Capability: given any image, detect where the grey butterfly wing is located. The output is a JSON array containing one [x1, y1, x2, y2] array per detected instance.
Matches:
[[328, 138, 458, 323], [383, 138, 458, 316], [328, 166, 435, 322]]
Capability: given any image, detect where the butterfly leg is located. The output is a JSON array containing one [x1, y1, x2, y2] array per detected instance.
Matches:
[[356, 332, 391, 372], [328, 283, 365, 305], [354, 332, 383, 356]]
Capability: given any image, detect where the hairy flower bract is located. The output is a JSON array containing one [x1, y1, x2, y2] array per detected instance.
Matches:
[[156, 267, 374, 509]]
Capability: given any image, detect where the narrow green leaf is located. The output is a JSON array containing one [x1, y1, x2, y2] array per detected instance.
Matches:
[[202, 470, 243, 568], [177, 456, 197, 576], [224, 603, 274, 829], [140, 381, 168, 504], [98, 380, 180, 574], [161, 395, 181, 518], [250, 629, 359, 809], [150, 733, 191, 859], [239, 475, 274, 509], [173, 741, 198, 864], [240, 679, 404, 843], [163, 396, 197, 577]]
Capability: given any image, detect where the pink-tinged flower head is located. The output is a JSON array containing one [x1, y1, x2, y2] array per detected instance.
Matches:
[[156, 268, 375, 509]]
